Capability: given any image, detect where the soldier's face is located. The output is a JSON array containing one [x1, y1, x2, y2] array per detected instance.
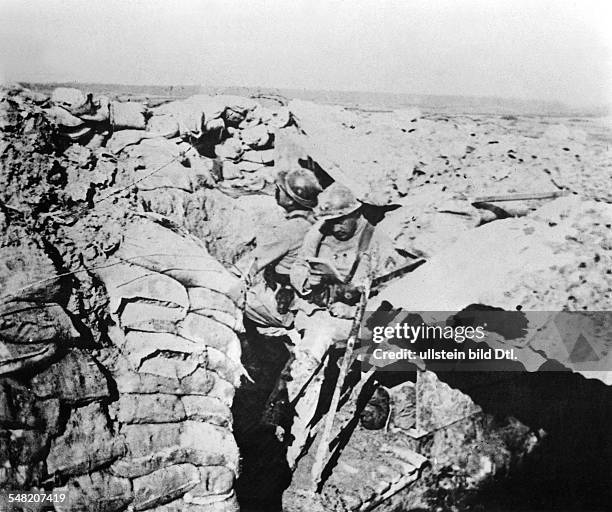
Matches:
[[329, 212, 359, 241]]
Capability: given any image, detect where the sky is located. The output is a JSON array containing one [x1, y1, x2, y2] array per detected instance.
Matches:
[[1, 0, 611, 107]]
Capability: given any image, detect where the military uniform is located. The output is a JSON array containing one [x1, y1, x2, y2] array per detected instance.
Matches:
[[285, 210, 402, 468], [234, 168, 322, 330], [237, 209, 315, 328]]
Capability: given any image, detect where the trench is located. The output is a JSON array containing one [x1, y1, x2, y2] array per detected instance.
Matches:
[[2, 84, 611, 512]]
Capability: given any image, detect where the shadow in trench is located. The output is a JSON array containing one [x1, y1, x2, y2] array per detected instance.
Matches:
[[231, 322, 293, 512], [434, 368, 612, 511]]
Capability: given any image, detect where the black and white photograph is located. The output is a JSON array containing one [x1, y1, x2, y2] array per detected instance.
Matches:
[[0, 1, 611, 511]]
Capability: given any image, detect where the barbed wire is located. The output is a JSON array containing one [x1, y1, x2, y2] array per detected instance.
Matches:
[[1, 147, 187, 247], [0, 251, 227, 305], [0, 141, 208, 303]]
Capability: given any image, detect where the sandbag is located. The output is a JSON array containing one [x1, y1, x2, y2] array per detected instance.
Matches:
[[110, 101, 147, 130], [215, 137, 244, 161], [106, 130, 152, 153], [80, 95, 111, 123], [147, 114, 180, 138], [241, 148, 274, 165], [241, 124, 270, 149], [46, 403, 127, 477], [153, 101, 205, 137], [45, 106, 84, 128], [266, 105, 291, 128], [51, 87, 86, 109], [0, 243, 63, 303]]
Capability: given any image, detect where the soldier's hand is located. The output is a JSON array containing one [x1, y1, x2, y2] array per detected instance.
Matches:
[[307, 273, 324, 287], [329, 302, 356, 319]]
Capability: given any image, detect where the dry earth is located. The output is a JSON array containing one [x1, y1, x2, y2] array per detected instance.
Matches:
[[1, 82, 611, 512]]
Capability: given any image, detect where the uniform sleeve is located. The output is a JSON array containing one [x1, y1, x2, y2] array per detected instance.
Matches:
[[290, 220, 325, 295], [351, 227, 404, 288], [235, 221, 303, 279]]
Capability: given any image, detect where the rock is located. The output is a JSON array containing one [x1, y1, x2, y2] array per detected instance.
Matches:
[[132, 463, 201, 510], [54, 471, 133, 512], [47, 403, 127, 477], [29, 349, 109, 404]]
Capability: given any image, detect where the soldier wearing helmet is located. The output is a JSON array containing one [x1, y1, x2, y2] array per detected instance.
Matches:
[[284, 181, 402, 468], [234, 168, 322, 329]]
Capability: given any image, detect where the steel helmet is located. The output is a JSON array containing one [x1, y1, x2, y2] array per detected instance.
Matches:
[[314, 182, 361, 220], [276, 168, 322, 208]]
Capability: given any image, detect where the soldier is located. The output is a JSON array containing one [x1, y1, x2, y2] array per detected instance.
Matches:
[[285, 182, 403, 467], [234, 168, 322, 330]]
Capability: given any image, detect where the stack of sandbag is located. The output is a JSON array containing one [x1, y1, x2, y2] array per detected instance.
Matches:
[[212, 96, 291, 191], [45, 87, 148, 147], [145, 94, 292, 194], [0, 240, 78, 376], [48, 217, 245, 512], [0, 239, 90, 490], [45, 87, 111, 146]]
